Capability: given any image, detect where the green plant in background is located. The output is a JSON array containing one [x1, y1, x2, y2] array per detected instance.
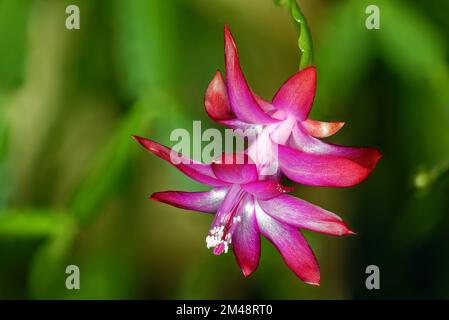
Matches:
[[0, 0, 448, 299], [0, 0, 180, 299]]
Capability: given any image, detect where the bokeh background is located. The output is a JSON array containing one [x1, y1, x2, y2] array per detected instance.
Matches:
[[0, 0, 448, 299]]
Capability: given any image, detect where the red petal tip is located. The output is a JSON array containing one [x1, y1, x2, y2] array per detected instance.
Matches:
[[132, 135, 152, 150], [223, 24, 236, 47], [131, 136, 161, 155], [223, 23, 230, 34], [131, 135, 146, 145], [304, 280, 320, 286], [242, 268, 253, 278]]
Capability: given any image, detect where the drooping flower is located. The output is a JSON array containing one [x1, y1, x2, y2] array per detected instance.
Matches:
[[132, 136, 354, 284], [205, 25, 381, 186]]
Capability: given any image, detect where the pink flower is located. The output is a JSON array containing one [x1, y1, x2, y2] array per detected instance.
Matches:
[[133, 136, 354, 284], [133, 25, 381, 285], [205, 26, 381, 186]]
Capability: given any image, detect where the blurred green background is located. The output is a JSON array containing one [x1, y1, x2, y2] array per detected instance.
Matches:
[[0, 0, 448, 299]]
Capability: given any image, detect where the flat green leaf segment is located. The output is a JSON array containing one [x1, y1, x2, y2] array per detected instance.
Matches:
[[275, 0, 313, 69], [0, 210, 69, 238]]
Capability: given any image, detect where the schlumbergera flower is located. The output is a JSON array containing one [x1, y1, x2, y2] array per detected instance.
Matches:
[[132, 137, 354, 284], [205, 26, 381, 185], [132, 25, 381, 285]]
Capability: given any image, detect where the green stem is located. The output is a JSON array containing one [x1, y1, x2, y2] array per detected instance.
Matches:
[[276, 0, 314, 69]]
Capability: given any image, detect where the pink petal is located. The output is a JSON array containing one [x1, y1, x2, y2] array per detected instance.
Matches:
[[256, 206, 320, 285], [132, 136, 227, 187], [205, 71, 233, 120], [217, 118, 254, 130], [204, 71, 256, 130], [272, 67, 316, 121], [211, 153, 258, 185], [241, 181, 294, 200], [259, 195, 353, 236], [291, 125, 382, 171], [253, 94, 278, 114], [224, 25, 278, 125], [302, 119, 345, 138], [150, 188, 228, 213], [276, 142, 373, 187], [232, 196, 260, 277]]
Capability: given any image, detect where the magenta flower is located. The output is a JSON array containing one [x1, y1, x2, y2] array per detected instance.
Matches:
[[133, 136, 354, 284], [133, 24, 381, 285], [205, 26, 381, 186]]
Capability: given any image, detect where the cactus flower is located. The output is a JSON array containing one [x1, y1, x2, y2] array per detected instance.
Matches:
[[132, 25, 381, 285], [133, 136, 354, 284], [205, 26, 381, 186]]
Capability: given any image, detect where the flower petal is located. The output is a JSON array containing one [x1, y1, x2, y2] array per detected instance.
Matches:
[[205, 71, 233, 120], [224, 25, 279, 125], [253, 94, 278, 114], [241, 181, 294, 200], [302, 119, 345, 138], [276, 142, 373, 187], [150, 188, 228, 213], [259, 195, 353, 236], [292, 124, 382, 171], [272, 67, 316, 121], [256, 205, 320, 285], [132, 136, 227, 187], [211, 153, 258, 184], [217, 118, 254, 130], [232, 196, 260, 277]]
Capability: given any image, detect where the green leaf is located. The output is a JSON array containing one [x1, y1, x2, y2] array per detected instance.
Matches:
[[0, 95, 10, 208], [0, 209, 68, 238], [275, 0, 313, 69], [0, 209, 76, 298], [28, 214, 76, 299], [0, 0, 31, 90]]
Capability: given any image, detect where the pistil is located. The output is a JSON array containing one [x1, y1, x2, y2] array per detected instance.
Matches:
[[206, 185, 246, 255]]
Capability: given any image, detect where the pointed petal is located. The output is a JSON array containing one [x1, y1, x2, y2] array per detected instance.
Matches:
[[211, 153, 258, 184], [306, 143, 382, 171], [132, 136, 227, 187], [253, 94, 278, 114], [204, 71, 257, 130], [292, 124, 382, 171], [272, 67, 316, 121], [241, 181, 294, 200], [302, 119, 345, 138], [272, 124, 382, 187], [276, 142, 373, 187], [217, 118, 254, 130], [259, 195, 353, 236], [205, 71, 233, 120], [233, 197, 260, 277], [150, 188, 228, 213], [256, 205, 320, 285], [224, 25, 278, 125]]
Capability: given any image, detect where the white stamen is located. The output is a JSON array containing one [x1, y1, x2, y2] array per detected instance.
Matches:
[[205, 215, 242, 255]]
